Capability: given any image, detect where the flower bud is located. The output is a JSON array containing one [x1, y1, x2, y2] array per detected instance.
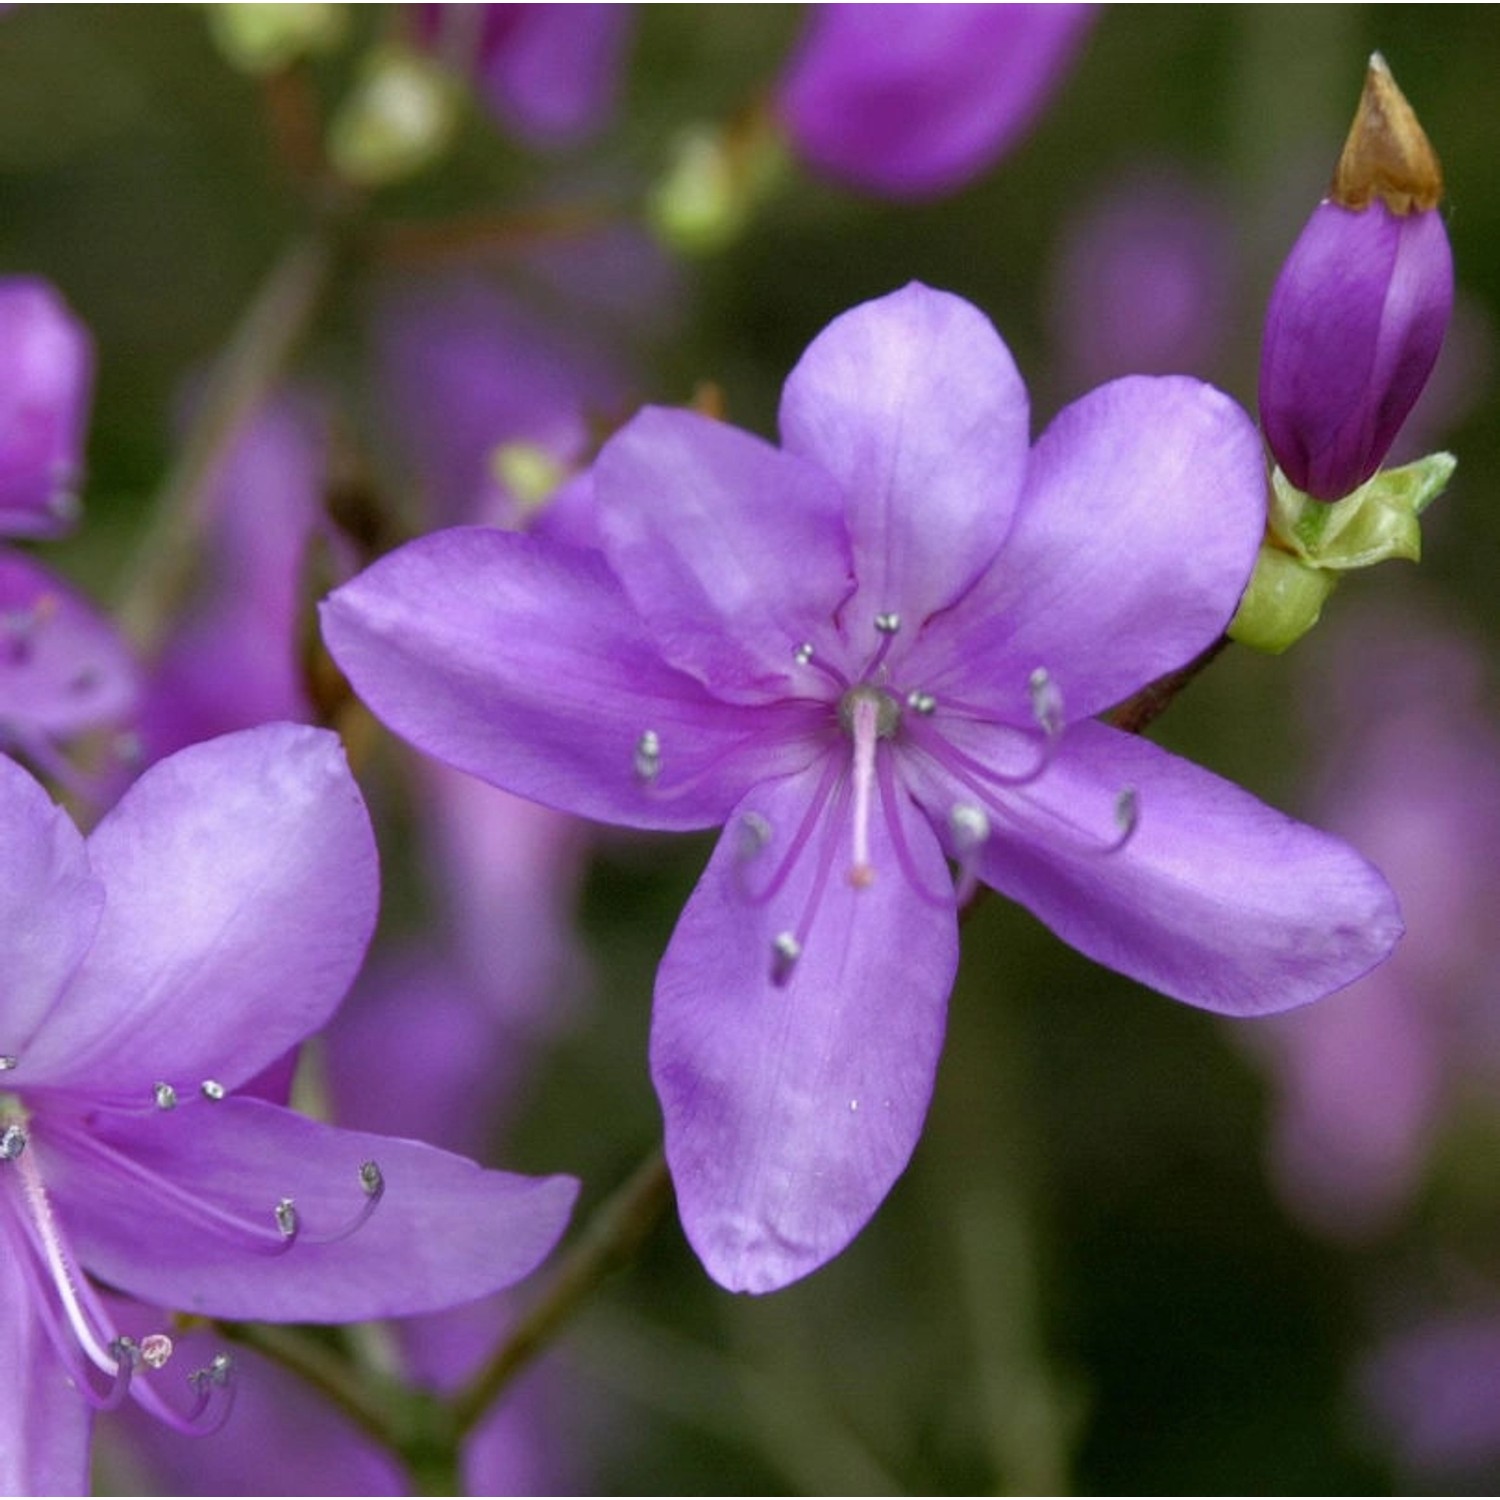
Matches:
[[1259, 55, 1453, 501], [326, 44, 462, 188], [205, 4, 348, 77], [0, 278, 92, 538]]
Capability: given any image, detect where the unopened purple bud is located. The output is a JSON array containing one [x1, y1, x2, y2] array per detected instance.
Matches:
[[1258, 56, 1453, 501], [775, 3, 1095, 199], [0, 278, 93, 538]]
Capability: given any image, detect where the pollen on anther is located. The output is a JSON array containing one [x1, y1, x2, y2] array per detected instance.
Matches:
[[794, 642, 815, 665], [358, 1160, 384, 1198], [152, 1082, 178, 1111], [274, 1198, 299, 1239], [0, 1124, 27, 1161], [1028, 667, 1065, 738], [874, 612, 902, 635], [633, 729, 662, 783], [949, 803, 991, 852], [200, 1080, 226, 1102], [140, 1333, 174, 1370], [770, 931, 802, 986], [906, 689, 937, 716], [0, 1055, 16, 1072]]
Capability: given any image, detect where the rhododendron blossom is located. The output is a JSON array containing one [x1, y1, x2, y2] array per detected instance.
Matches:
[[325, 284, 1402, 1293]]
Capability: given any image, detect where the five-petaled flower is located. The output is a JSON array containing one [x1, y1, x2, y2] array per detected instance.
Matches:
[[0, 723, 577, 1493], [324, 283, 1403, 1294]]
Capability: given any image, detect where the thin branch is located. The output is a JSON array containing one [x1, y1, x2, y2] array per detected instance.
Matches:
[[452, 1144, 674, 1436], [114, 225, 346, 656]]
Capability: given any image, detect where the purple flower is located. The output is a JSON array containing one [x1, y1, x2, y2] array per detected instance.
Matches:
[[776, 4, 1095, 198], [323, 283, 1402, 1293], [411, 4, 634, 147], [1259, 54, 1454, 500], [0, 277, 92, 538], [0, 723, 577, 1491]]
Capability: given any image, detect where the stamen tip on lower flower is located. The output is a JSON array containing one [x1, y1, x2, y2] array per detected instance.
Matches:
[[633, 729, 662, 784], [770, 931, 802, 986], [152, 1082, 178, 1111], [1028, 667, 1065, 738]]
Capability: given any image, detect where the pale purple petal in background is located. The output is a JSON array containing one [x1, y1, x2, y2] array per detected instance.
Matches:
[[1048, 166, 1237, 395], [777, 3, 1095, 198], [0, 277, 93, 538]]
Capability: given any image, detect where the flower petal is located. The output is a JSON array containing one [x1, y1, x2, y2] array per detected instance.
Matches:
[[20, 725, 378, 1096], [652, 759, 958, 1292], [909, 376, 1265, 722], [0, 548, 139, 740], [776, 4, 1095, 199], [0, 749, 103, 1066], [50, 1098, 578, 1321], [778, 283, 1029, 630], [323, 527, 823, 829], [968, 720, 1403, 1015], [595, 406, 855, 702], [0, 1214, 91, 1497]]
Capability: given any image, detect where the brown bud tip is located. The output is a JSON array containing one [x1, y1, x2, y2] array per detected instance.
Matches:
[[1331, 53, 1444, 213]]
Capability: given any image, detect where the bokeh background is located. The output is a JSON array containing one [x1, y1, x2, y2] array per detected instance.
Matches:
[[5, 5, 1500, 1493]]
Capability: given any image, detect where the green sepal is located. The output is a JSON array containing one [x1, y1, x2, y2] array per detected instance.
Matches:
[[1228, 545, 1342, 654], [1269, 452, 1456, 570]]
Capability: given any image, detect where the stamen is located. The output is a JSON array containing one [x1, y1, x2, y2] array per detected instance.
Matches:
[[770, 932, 802, 986], [140, 1333, 174, 1370], [862, 613, 902, 678], [738, 811, 772, 860], [1, 1123, 26, 1160], [200, 1080, 226, 1101], [874, 753, 955, 909], [874, 612, 902, 635], [948, 803, 991, 905], [1106, 787, 1140, 853], [275, 1198, 299, 1241], [1028, 667, 1065, 738], [152, 1082, 178, 1111], [0, 1055, 17, 1071], [737, 754, 843, 907], [793, 642, 815, 665], [633, 729, 662, 784], [906, 690, 937, 716]]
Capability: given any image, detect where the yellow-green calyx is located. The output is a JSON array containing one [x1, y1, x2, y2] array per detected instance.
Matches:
[[1229, 452, 1455, 654]]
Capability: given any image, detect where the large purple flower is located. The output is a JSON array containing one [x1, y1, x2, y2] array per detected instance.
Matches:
[[323, 284, 1402, 1293], [0, 723, 577, 1492]]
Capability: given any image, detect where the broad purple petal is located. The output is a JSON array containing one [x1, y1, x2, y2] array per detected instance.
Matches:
[[50, 1098, 578, 1321], [968, 721, 1403, 1015], [777, 3, 1094, 198], [596, 406, 854, 702], [324, 527, 825, 829], [778, 283, 1030, 629], [908, 376, 1265, 723], [0, 1213, 91, 1497], [0, 548, 139, 740], [1260, 201, 1453, 500], [20, 725, 378, 1096], [0, 277, 92, 538], [653, 759, 958, 1292], [0, 751, 102, 1060]]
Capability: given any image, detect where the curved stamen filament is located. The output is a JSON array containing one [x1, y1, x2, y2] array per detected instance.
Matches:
[[874, 751, 956, 910], [639, 714, 829, 807], [738, 753, 844, 907], [769, 777, 851, 988], [903, 716, 1056, 791]]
